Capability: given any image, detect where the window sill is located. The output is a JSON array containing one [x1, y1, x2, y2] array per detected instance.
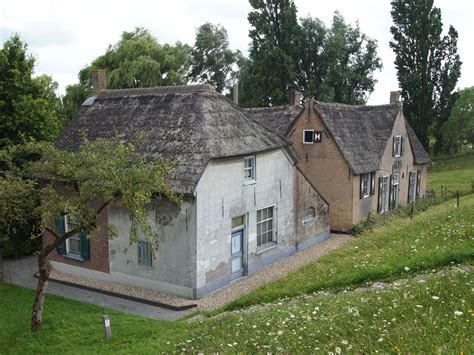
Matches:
[[244, 179, 257, 186], [256, 242, 277, 255], [63, 254, 85, 262]]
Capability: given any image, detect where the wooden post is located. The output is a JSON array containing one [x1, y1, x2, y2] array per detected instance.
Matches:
[[441, 185, 444, 199], [103, 315, 112, 340], [456, 191, 460, 208], [410, 204, 414, 219]]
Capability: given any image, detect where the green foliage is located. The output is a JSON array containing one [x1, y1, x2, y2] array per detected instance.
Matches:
[[0, 35, 65, 148], [0, 137, 180, 252], [297, 13, 382, 104], [189, 23, 240, 93], [428, 150, 474, 194], [240, 0, 300, 107], [63, 28, 192, 119], [390, 0, 462, 150], [441, 87, 474, 154], [220, 194, 474, 311]]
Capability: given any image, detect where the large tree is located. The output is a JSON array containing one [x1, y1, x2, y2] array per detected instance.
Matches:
[[189, 23, 240, 93], [0, 137, 180, 331], [240, 0, 301, 107], [0, 35, 65, 148], [390, 0, 462, 150], [297, 12, 382, 104], [63, 28, 191, 119], [441, 86, 474, 154]]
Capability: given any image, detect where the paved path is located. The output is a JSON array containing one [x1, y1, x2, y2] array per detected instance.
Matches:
[[2, 255, 191, 321]]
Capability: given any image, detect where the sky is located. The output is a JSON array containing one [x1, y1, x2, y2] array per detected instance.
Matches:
[[1, 0, 472, 105]]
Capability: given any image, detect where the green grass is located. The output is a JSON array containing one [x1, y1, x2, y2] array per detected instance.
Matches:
[[219, 194, 474, 312], [428, 150, 474, 194], [1, 268, 472, 353]]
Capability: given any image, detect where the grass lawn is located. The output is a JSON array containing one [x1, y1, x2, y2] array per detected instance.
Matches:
[[1, 267, 472, 353], [428, 150, 474, 194], [219, 193, 474, 312]]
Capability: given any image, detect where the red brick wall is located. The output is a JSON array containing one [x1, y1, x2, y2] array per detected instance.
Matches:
[[43, 185, 110, 273]]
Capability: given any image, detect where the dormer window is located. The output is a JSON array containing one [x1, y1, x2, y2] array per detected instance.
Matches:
[[393, 135, 403, 157], [243, 156, 256, 184], [303, 130, 314, 144]]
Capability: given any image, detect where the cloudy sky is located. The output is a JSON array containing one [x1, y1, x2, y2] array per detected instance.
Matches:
[[1, 0, 472, 104]]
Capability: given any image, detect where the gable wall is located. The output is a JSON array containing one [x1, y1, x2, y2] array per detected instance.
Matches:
[[287, 105, 354, 231]]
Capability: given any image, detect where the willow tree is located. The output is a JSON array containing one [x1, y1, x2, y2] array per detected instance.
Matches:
[[0, 137, 180, 331]]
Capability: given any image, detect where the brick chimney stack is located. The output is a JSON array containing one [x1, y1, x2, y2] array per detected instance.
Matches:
[[288, 90, 301, 106], [91, 69, 107, 95], [389, 90, 401, 104]]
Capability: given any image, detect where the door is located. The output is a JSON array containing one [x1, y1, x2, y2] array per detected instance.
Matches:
[[231, 230, 244, 277]]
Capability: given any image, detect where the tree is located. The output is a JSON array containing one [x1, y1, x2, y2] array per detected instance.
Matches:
[[0, 35, 65, 148], [441, 87, 474, 154], [390, 0, 462, 150], [0, 137, 180, 331], [63, 28, 192, 119], [297, 12, 382, 104], [189, 23, 240, 93], [240, 0, 301, 107]]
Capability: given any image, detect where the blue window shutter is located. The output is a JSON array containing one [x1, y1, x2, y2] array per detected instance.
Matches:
[[55, 216, 66, 255], [80, 230, 90, 260]]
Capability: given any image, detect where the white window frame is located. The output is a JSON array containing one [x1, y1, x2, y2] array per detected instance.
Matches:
[[137, 240, 153, 267], [303, 129, 315, 144], [361, 173, 370, 198], [392, 174, 400, 208], [243, 155, 256, 184], [380, 176, 390, 213], [64, 215, 81, 256], [256, 205, 276, 249], [394, 135, 402, 157]]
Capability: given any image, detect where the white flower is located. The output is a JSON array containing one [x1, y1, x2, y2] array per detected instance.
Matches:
[[432, 296, 439, 300], [378, 338, 384, 342], [277, 330, 283, 336], [454, 311, 463, 316], [415, 305, 423, 308], [342, 340, 349, 345], [404, 266, 410, 271], [252, 325, 257, 329], [335, 347, 342, 354]]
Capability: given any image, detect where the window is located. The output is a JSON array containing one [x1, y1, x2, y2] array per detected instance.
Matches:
[[378, 176, 390, 213], [303, 207, 316, 224], [360, 173, 370, 198], [408, 171, 417, 203], [65, 215, 82, 255], [257, 206, 275, 247], [138, 240, 153, 267], [303, 129, 314, 144], [391, 174, 400, 209], [243, 156, 256, 183], [393, 135, 402, 157]]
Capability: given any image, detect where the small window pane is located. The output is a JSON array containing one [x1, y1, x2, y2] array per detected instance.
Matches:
[[231, 216, 245, 229], [304, 130, 314, 143], [257, 206, 275, 247], [138, 240, 153, 267]]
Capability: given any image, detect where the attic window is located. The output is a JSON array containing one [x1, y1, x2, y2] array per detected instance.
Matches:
[[393, 135, 403, 157], [243, 156, 256, 184], [303, 130, 314, 144], [303, 207, 316, 224]]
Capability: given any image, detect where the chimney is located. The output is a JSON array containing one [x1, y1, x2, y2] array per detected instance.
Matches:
[[91, 69, 107, 95], [288, 90, 301, 106], [389, 90, 401, 104], [305, 96, 314, 108], [233, 82, 239, 105]]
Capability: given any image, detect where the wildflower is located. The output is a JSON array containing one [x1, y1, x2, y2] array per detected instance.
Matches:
[[277, 330, 283, 336], [432, 296, 439, 300], [404, 266, 410, 271], [342, 340, 348, 345], [335, 347, 342, 354], [454, 311, 463, 316]]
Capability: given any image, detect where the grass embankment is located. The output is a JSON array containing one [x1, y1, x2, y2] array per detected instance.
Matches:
[[1, 268, 472, 353], [221, 194, 474, 312], [428, 150, 474, 194]]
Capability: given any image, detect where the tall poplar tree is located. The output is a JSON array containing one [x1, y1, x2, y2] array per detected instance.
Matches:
[[390, 0, 461, 150]]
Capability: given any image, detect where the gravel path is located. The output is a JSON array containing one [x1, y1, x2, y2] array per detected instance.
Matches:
[[50, 233, 352, 312]]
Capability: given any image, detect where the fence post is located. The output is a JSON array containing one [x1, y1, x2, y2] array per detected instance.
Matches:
[[410, 204, 414, 219], [441, 185, 444, 199], [456, 191, 460, 208]]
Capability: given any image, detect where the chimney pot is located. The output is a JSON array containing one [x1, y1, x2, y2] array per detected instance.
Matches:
[[91, 69, 107, 95], [390, 90, 401, 104], [288, 90, 301, 106], [233, 82, 239, 105]]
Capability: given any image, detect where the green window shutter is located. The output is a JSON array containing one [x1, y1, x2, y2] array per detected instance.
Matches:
[[55, 216, 66, 255], [80, 230, 90, 260]]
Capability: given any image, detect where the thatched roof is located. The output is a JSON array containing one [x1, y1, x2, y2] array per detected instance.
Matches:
[[405, 123, 431, 164], [56, 84, 288, 194], [246, 101, 430, 175]]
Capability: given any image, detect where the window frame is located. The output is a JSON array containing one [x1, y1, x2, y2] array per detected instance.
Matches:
[[379, 175, 390, 213], [303, 129, 315, 144], [64, 215, 82, 256], [361, 173, 370, 199], [137, 240, 153, 268], [256, 205, 277, 249], [243, 155, 256, 184], [391, 173, 400, 209], [394, 135, 402, 157]]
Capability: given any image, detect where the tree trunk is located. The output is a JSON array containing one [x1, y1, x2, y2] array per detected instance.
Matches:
[[31, 254, 50, 332]]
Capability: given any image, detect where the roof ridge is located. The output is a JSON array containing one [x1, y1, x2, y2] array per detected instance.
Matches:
[[243, 105, 302, 112], [314, 100, 397, 110], [98, 84, 216, 99]]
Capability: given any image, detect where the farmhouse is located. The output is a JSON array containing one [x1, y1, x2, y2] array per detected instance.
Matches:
[[246, 91, 431, 232], [46, 82, 330, 299]]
